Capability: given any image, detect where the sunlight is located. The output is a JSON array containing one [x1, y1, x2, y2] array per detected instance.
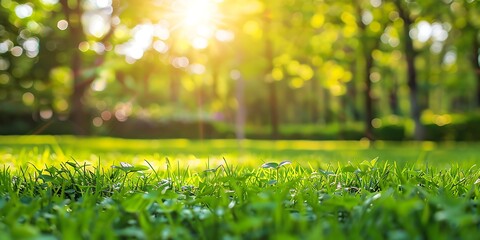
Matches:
[[184, 3, 214, 27], [173, 0, 220, 30], [169, 0, 224, 48]]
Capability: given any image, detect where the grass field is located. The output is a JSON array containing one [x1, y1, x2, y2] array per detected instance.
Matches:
[[1, 136, 480, 239]]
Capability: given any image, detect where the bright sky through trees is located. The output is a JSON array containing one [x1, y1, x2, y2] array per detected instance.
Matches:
[[168, 0, 226, 49]]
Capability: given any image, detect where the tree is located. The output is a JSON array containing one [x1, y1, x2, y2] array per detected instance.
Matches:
[[393, 0, 426, 140], [2, 0, 480, 139], [352, 0, 390, 140], [448, 0, 480, 107], [56, 0, 119, 134], [0, 0, 62, 133], [262, 2, 279, 139]]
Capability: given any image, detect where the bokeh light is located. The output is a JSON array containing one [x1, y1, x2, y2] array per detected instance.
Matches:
[[15, 4, 33, 19]]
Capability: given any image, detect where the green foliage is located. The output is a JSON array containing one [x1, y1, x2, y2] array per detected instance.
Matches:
[[424, 113, 480, 141], [1, 0, 479, 139], [373, 123, 406, 141]]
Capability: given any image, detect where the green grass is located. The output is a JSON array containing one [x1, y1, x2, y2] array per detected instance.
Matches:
[[1, 136, 480, 239]]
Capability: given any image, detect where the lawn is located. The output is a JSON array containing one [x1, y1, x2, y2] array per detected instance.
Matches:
[[1, 136, 480, 239]]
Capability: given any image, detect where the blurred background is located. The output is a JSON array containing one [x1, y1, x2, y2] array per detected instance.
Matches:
[[0, 0, 479, 141]]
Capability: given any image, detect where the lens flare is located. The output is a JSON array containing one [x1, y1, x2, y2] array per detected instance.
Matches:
[[169, 0, 223, 39]]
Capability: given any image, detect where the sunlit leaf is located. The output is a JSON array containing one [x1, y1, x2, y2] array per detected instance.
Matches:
[[130, 165, 150, 172], [39, 174, 54, 182], [66, 161, 78, 168], [122, 193, 153, 213], [261, 162, 279, 169], [279, 161, 291, 168], [342, 165, 357, 173], [204, 168, 217, 173]]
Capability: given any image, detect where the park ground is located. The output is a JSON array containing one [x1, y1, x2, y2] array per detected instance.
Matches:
[[1, 136, 480, 239]]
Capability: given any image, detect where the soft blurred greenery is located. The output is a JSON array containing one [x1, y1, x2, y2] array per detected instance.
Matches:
[[0, 0, 479, 140]]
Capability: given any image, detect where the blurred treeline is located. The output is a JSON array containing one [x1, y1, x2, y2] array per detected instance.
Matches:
[[0, 0, 479, 140]]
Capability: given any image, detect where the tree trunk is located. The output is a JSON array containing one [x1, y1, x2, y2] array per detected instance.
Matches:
[[324, 89, 332, 123], [389, 76, 400, 115], [473, 31, 480, 107], [354, 1, 379, 141], [71, 83, 89, 135], [263, 8, 278, 139], [404, 25, 425, 140], [348, 62, 361, 121], [143, 69, 152, 99], [395, 0, 425, 140], [196, 77, 205, 139], [65, 0, 89, 135], [268, 76, 279, 139], [61, 0, 116, 135], [169, 67, 181, 104], [423, 49, 431, 111], [364, 52, 374, 140], [318, 86, 326, 125], [235, 72, 246, 140], [310, 77, 319, 123], [211, 65, 219, 99]]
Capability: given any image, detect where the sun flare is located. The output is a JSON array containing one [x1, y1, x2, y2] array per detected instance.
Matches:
[[167, 0, 226, 49], [182, 1, 216, 27], [170, 0, 222, 34]]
